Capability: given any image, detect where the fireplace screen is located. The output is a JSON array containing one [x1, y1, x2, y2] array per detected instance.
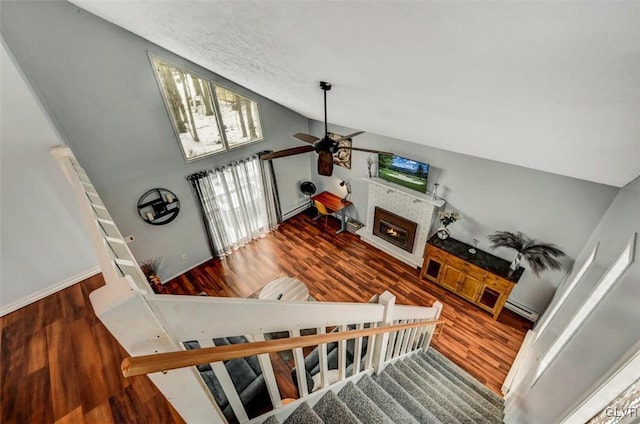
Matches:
[[373, 207, 418, 253]]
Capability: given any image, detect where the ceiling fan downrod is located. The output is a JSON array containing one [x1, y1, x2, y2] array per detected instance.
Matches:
[[320, 81, 331, 137]]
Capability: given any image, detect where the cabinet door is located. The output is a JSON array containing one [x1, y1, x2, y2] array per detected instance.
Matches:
[[458, 275, 483, 302], [422, 257, 443, 282], [440, 264, 463, 291], [478, 286, 502, 313]]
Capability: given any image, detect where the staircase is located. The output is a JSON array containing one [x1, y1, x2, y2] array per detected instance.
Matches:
[[262, 348, 504, 424], [52, 145, 502, 424]]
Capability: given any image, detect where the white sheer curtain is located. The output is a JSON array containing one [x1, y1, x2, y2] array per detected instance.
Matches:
[[189, 156, 279, 258]]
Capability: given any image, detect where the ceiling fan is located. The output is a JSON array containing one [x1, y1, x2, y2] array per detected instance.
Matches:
[[261, 81, 392, 176]]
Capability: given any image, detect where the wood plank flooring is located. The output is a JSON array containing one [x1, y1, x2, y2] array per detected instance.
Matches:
[[1, 211, 532, 423]]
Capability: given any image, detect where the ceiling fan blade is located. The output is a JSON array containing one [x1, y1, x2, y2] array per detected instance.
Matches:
[[261, 145, 315, 160], [333, 131, 364, 143], [293, 133, 320, 144], [340, 147, 394, 155], [317, 151, 334, 176]]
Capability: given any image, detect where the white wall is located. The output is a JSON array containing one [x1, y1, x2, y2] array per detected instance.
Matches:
[[505, 174, 640, 423], [0, 40, 98, 313], [1, 1, 311, 281], [307, 120, 619, 314]]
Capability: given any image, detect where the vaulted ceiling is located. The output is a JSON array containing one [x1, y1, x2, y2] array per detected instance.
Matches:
[[70, 1, 640, 187]]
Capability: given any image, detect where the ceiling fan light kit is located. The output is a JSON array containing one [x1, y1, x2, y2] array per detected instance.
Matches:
[[261, 81, 392, 176]]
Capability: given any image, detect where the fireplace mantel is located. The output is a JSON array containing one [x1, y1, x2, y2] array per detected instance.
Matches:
[[356, 178, 445, 268], [363, 178, 446, 208]]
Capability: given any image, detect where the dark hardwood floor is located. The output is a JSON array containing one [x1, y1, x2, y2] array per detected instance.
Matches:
[[1, 211, 532, 423]]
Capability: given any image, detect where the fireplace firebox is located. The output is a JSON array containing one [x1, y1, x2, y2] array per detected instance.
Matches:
[[373, 207, 418, 253]]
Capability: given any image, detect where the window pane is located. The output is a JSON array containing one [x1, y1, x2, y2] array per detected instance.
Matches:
[[151, 56, 225, 161], [214, 86, 263, 148]]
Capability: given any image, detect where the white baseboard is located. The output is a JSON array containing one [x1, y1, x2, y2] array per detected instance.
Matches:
[[0, 265, 101, 316], [282, 202, 310, 221], [502, 329, 535, 396], [163, 256, 214, 284]]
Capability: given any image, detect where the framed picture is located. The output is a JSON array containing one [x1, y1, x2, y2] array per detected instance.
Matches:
[[329, 133, 352, 169]]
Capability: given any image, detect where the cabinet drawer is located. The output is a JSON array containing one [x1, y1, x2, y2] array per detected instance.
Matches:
[[485, 274, 510, 292], [464, 263, 487, 281], [427, 245, 448, 262], [445, 254, 466, 269]]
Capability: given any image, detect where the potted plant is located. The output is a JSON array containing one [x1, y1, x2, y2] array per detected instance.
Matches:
[[488, 231, 566, 276], [436, 210, 461, 239], [139, 257, 164, 289]]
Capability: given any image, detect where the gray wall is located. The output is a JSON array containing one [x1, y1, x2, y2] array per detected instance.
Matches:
[[1, 1, 311, 281], [0, 40, 97, 311], [307, 120, 619, 313], [506, 175, 640, 423], [0, 0, 622, 314]]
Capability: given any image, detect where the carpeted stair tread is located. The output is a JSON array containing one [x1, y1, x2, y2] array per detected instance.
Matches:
[[356, 375, 419, 424], [416, 353, 503, 415], [338, 381, 394, 424], [422, 349, 504, 408], [385, 364, 470, 423], [282, 401, 323, 424], [264, 348, 505, 424], [372, 371, 441, 424], [412, 355, 503, 419], [396, 360, 495, 424], [313, 390, 360, 424], [261, 415, 280, 424]]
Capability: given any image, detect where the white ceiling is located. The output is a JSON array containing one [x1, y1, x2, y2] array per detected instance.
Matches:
[[70, 0, 640, 187]]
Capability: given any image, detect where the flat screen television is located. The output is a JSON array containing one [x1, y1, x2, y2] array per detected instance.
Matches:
[[378, 154, 429, 194]]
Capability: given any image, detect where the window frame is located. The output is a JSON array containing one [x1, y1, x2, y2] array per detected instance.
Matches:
[[211, 82, 265, 151], [148, 53, 264, 163]]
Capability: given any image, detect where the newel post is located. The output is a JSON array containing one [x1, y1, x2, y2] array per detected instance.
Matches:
[[373, 291, 396, 374]]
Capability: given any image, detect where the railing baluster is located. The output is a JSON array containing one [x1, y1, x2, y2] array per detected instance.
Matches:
[[353, 323, 364, 374], [408, 321, 421, 350], [337, 325, 347, 380], [399, 319, 414, 355], [422, 301, 444, 351], [386, 320, 399, 360], [289, 329, 309, 397], [317, 327, 329, 389], [199, 338, 249, 423], [249, 334, 282, 409], [393, 319, 407, 358], [364, 322, 376, 370]]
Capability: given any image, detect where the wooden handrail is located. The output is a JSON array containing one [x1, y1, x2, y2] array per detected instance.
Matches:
[[121, 319, 446, 377]]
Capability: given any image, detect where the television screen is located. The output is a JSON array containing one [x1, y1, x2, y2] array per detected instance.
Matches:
[[378, 154, 429, 193]]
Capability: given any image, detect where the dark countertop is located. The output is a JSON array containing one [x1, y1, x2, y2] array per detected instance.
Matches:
[[428, 235, 524, 283]]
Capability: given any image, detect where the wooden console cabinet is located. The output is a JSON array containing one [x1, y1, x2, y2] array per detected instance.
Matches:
[[420, 236, 524, 319]]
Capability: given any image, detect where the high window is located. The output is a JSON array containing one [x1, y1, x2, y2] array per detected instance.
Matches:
[[150, 55, 263, 162]]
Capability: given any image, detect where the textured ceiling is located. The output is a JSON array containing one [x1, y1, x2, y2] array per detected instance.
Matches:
[[70, 0, 640, 187]]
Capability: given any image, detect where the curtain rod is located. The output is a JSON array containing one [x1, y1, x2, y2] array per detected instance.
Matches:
[[185, 150, 273, 181]]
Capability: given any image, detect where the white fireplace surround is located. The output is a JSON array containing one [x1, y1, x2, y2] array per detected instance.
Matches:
[[357, 177, 445, 268]]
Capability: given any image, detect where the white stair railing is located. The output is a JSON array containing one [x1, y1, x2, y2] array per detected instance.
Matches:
[[52, 145, 445, 424]]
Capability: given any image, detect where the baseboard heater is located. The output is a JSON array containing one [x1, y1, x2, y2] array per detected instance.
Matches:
[[504, 300, 540, 323], [282, 202, 311, 221]]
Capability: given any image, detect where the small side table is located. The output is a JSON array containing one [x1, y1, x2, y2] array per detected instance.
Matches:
[[258, 277, 310, 301]]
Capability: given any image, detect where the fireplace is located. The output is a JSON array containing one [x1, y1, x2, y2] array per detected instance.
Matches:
[[373, 207, 418, 253]]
